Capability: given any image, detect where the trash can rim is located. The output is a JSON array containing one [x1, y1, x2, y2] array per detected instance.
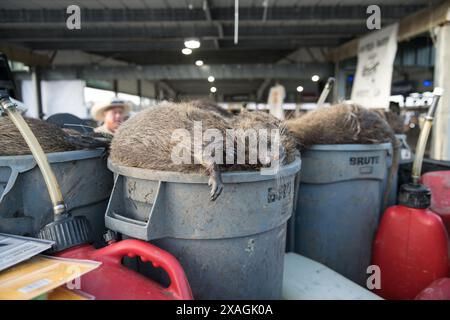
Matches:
[[107, 156, 301, 184], [307, 143, 392, 152], [0, 148, 104, 165]]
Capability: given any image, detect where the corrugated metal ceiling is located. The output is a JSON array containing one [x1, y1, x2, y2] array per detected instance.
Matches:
[[0, 0, 435, 9]]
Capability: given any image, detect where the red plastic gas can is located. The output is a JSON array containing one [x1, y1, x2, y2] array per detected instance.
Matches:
[[372, 184, 449, 300], [421, 171, 450, 233], [416, 278, 450, 300], [57, 239, 193, 300]]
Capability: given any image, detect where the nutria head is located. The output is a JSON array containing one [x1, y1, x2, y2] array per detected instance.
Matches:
[[232, 109, 297, 167]]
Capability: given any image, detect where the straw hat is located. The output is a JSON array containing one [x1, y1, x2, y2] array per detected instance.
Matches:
[[90, 98, 132, 121]]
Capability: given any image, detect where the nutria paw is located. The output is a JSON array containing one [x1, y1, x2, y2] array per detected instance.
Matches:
[[208, 176, 223, 201], [208, 175, 223, 201]]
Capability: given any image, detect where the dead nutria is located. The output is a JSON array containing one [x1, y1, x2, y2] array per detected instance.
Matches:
[[110, 101, 233, 200], [286, 103, 400, 211], [110, 102, 297, 201], [286, 103, 396, 149], [0, 117, 109, 156], [230, 109, 298, 171]]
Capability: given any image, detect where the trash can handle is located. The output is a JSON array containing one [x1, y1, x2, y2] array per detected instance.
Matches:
[[105, 176, 166, 241], [93, 239, 193, 300], [0, 168, 19, 202]]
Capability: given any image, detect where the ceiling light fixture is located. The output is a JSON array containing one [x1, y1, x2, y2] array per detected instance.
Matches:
[[184, 39, 201, 49], [181, 48, 192, 55]]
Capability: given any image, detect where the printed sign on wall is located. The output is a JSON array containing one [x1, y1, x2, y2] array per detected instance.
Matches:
[[351, 24, 399, 109]]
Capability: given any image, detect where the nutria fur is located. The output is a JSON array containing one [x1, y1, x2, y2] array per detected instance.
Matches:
[[0, 117, 77, 156], [286, 103, 400, 211], [110, 102, 233, 200], [231, 109, 298, 171], [286, 103, 396, 149], [191, 99, 233, 118], [111, 102, 233, 172], [110, 102, 297, 200], [0, 117, 110, 156]]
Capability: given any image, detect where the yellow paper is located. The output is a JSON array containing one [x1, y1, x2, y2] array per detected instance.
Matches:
[[47, 286, 95, 300], [0, 255, 101, 300]]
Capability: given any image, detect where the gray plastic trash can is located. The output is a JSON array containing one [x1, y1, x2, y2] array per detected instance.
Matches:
[[105, 157, 301, 299], [0, 149, 114, 243], [294, 144, 391, 285]]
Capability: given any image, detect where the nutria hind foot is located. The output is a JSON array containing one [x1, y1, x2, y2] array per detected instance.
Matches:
[[207, 163, 223, 201], [64, 134, 111, 151]]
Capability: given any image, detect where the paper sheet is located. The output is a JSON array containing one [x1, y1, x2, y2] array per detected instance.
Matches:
[[0, 233, 54, 272], [0, 255, 100, 300]]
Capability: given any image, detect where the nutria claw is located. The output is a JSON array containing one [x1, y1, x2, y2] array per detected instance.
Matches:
[[208, 174, 223, 201]]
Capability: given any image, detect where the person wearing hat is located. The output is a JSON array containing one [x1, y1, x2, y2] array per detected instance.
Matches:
[[91, 98, 131, 135]]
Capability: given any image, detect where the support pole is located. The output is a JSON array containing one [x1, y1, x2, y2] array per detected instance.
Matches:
[[333, 62, 339, 103], [431, 19, 450, 161], [113, 79, 118, 97], [333, 61, 348, 103], [31, 67, 43, 119], [137, 79, 142, 109]]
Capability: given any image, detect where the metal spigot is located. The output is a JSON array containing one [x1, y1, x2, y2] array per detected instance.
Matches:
[[0, 94, 16, 113]]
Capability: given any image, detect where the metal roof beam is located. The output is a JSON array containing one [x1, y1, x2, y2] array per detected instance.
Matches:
[[15, 38, 341, 51], [0, 43, 52, 66], [13, 63, 333, 81], [0, 25, 368, 40], [0, 5, 424, 24], [203, 0, 220, 49]]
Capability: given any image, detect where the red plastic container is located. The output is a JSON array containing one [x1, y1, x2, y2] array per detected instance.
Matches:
[[57, 239, 193, 300], [421, 171, 450, 233], [372, 202, 449, 300], [416, 278, 450, 300]]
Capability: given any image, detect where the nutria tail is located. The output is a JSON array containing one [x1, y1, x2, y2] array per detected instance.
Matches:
[[63, 133, 111, 150]]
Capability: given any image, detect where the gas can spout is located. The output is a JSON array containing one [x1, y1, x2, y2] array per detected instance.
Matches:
[[411, 87, 444, 185], [316, 77, 336, 108]]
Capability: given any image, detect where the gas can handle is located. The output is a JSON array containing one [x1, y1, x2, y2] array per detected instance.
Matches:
[[93, 239, 193, 300]]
